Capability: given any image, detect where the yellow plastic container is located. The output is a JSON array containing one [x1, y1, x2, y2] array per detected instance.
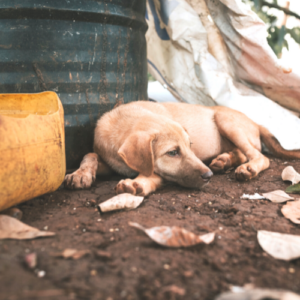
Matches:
[[0, 92, 66, 211]]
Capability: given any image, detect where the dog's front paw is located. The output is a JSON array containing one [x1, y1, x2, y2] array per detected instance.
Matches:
[[64, 169, 95, 189], [115, 179, 144, 196], [235, 164, 257, 181], [209, 155, 230, 173]]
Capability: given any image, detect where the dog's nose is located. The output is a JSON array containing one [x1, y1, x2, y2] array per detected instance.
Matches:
[[201, 170, 213, 181]]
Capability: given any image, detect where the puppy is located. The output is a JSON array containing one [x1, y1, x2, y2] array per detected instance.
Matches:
[[64, 101, 300, 195]]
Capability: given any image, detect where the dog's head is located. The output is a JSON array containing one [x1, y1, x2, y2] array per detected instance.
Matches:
[[118, 119, 213, 189]]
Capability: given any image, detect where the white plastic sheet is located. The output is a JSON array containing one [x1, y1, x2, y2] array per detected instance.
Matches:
[[146, 0, 300, 150]]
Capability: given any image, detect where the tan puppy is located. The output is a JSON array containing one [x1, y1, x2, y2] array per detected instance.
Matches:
[[64, 101, 300, 196]]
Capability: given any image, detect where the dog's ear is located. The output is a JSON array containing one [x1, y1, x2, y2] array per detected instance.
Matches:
[[118, 131, 156, 176]]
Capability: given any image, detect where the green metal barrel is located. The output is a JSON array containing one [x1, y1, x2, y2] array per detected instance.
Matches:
[[0, 0, 148, 168]]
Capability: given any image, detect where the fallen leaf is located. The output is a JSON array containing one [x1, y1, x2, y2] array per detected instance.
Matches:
[[129, 222, 215, 247], [262, 190, 294, 203], [257, 230, 300, 261], [215, 288, 300, 300], [282, 166, 300, 185], [282, 200, 300, 224], [286, 184, 300, 194], [51, 249, 90, 260], [98, 194, 144, 213], [0, 215, 55, 240], [240, 193, 265, 200]]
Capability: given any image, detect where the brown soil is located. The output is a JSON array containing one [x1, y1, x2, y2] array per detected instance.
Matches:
[[1, 157, 300, 300]]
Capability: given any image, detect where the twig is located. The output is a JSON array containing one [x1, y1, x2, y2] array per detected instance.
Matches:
[[261, 1, 300, 20]]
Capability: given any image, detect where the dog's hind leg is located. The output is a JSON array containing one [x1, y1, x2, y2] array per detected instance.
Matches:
[[209, 148, 248, 173], [115, 173, 163, 196], [214, 109, 270, 181], [64, 153, 113, 189]]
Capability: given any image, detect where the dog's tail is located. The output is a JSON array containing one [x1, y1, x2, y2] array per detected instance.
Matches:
[[259, 126, 300, 160]]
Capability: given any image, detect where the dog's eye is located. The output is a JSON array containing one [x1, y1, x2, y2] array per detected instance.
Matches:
[[167, 150, 179, 157]]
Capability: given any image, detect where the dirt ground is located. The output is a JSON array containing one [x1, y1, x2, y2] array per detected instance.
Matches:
[[1, 157, 300, 300]]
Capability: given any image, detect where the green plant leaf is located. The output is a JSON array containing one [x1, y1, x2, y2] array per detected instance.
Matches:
[[286, 184, 300, 194], [242, 0, 300, 57], [288, 27, 300, 44]]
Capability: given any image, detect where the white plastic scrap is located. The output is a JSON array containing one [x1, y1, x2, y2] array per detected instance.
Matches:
[[146, 0, 300, 150], [240, 193, 265, 200]]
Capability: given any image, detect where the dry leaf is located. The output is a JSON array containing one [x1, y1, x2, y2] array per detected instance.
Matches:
[[51, 249, 90, 260], [282, 166, 300, 185], [257, 230, 300, 261], [262, 190, 294, 203], [129, 222, 215, 247], [240, 193, 265, 200], [0, 215, 55, 240], [215, 288, 300, 300], [281, 200, 300, 224], [98, 194, 144, 213]]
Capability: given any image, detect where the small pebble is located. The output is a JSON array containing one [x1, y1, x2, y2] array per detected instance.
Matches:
[[289, 268, 295, 274], [90, 269, 97, 276], [109, 228, 114, 232], [44, 226, 48, 231], [1, 208, 23, 220], [164, 264, 170, 270], [97, 219, 102, 222], [95, 250, 111, 259], [73, 208, 76, 210], [131, 267, 137, 272], [25, 253, 37, 269], [82, 229, 86, 232], [37, 270, 46, 278], [183, 270, 193, 277]]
